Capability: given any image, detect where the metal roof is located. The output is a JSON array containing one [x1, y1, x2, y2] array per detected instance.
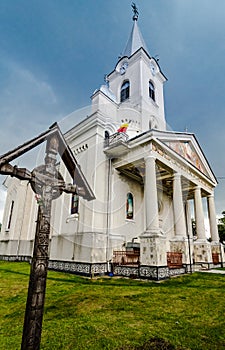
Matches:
[[122, 19, 149, 57]]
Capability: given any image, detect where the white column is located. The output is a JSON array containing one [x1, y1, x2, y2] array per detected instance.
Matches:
[[173, 173, 186, 237], [144, 156, 160, 235], [194, 186, 206, 240], [207, 193, 219, 242]]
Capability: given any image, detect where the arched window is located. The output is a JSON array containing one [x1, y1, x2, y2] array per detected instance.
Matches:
[[126, 193, 134, 220], [104, 130, 110, 147], [149, 116, 158, 130], [71, 193, 79, 215], [149, 81, 155, 101], [120, 80, 130, 102]]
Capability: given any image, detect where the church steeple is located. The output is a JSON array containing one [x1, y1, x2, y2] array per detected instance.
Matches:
[[122, 3, 149, 57], [92, 3, 167, 136]]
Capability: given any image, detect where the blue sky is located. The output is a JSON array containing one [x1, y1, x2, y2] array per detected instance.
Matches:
[[1, 0, 225, 221]]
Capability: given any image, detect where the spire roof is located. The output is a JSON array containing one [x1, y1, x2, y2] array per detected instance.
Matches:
[[122, 5, 149, 57]]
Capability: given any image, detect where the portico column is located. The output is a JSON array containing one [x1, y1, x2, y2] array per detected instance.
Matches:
[[144, 156, 160, 235], [173, 173, 186, 237], [207, 193, 219, 242], [140, 155, 166, 270], [194, 186, 206, 240]]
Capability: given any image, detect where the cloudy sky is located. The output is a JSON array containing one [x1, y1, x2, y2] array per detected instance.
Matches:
[[1, 0, 225, 221]]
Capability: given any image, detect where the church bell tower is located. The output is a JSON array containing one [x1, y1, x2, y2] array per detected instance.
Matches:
[[105, 4, 168, 136]]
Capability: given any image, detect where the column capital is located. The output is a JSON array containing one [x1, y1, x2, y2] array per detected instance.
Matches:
[[173, 172, 181, 179], [144, 155, 156, 162]]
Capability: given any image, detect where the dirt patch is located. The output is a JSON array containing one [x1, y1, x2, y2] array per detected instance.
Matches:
[[119, 337, 184, 350]]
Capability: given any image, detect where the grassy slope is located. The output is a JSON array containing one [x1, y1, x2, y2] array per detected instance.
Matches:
[[0, 261, 225, 350]]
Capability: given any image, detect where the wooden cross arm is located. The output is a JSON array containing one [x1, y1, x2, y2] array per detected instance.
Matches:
[[0, 163, 31, 181], [63, 183, 86, 197]]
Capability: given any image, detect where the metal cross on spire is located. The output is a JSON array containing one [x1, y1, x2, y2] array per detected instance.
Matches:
[[132, 2, 139, 21]]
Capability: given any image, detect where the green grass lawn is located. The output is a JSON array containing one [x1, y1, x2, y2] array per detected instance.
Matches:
[[0, 261, 225, 350]]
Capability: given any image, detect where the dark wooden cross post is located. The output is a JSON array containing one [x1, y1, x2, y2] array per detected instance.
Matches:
[[0, 123, 94, 350], [21, 134, 61, 349]]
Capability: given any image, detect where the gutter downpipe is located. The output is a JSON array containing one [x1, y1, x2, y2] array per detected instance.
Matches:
[[220, 242, 224, 268], [106, 157, 112, 273], [185, 201, 192, 274]]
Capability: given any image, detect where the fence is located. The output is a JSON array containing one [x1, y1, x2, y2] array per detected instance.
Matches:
[[212, 252, 219, 265], [112, 250, 140, 266], [167, 252, 183, 268]]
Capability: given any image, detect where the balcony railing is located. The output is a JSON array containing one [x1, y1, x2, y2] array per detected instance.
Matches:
[[105, 132, 129, 148]]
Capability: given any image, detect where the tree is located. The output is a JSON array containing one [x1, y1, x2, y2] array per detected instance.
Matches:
[[218, 211, 225, 243], [191, 218, 197, 237]]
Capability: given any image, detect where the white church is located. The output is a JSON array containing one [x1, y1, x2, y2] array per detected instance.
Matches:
[[0, 7, 223, 280]]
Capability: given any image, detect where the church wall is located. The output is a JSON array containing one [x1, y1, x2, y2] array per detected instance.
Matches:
[[70, 126, 109, 234], [17, 240, 34, 257], [58, 126, 99, 227], [1, 177, 22, 241], [91, 91, 118, 122], [19, 184, 38, 241], [110, 169, 144, 247], [0, 178, 38, 257], [49, 119, 111, 263], [117, 106, 141, 138], [140, 58, 166, 131], [10, 181, 27, 241]]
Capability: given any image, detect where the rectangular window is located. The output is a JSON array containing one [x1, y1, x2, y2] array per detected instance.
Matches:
[[7, 200, 14, 230], [71, 194, 79, 215]]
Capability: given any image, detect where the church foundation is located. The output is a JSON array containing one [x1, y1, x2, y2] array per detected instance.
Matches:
[[140, 234, 167, 266], [170, 238, 193, 265], [193, 240, 212, 268], [211, 242, 225, 266]]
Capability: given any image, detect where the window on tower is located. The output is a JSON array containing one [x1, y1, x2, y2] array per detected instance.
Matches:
[[120, 80, 130, 102], [149, 81, 155, 101]]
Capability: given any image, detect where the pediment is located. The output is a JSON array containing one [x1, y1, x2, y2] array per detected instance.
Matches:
[[156, 134, 217, 183], [164, 140, 206, 173]]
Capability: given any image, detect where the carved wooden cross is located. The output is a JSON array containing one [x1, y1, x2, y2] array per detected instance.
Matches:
[[0, 123, 94, 350]]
